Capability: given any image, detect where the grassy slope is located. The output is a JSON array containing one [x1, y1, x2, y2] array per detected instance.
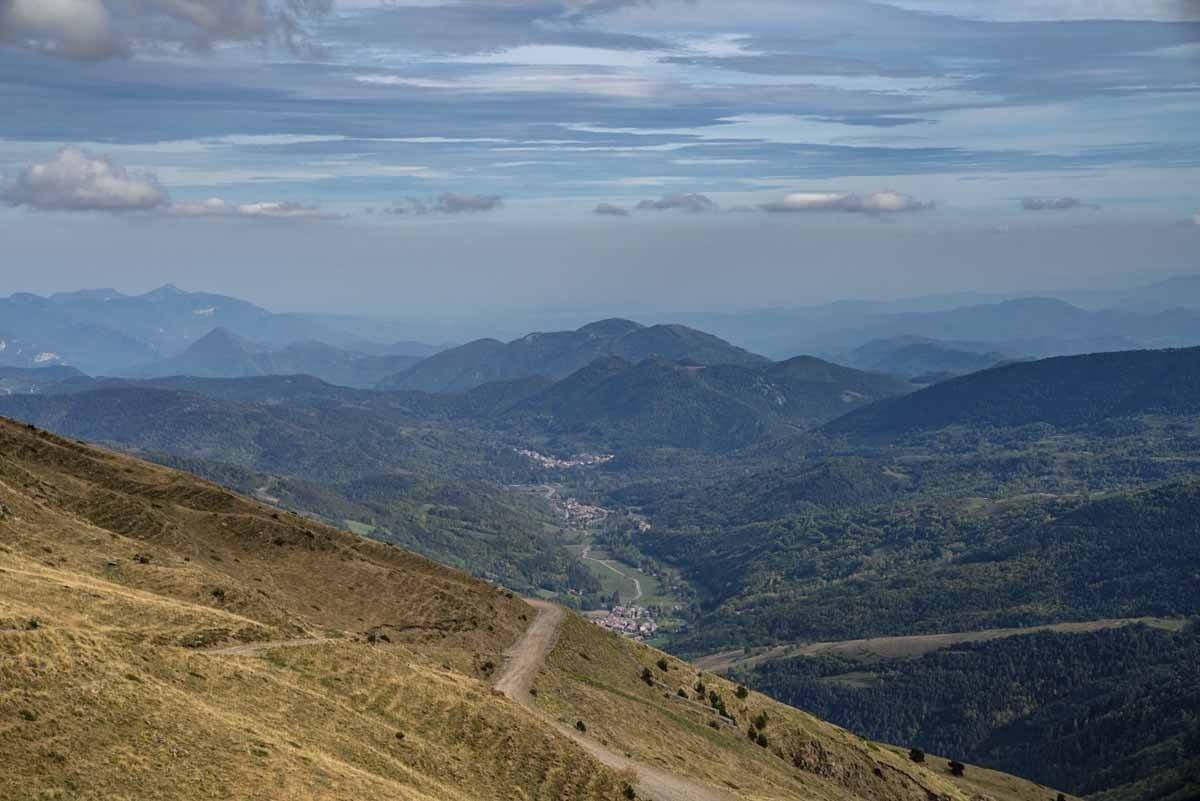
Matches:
[[0, 418, 625, 801], [533, 614, 1065, 801], [0, 418, 1061, 801]]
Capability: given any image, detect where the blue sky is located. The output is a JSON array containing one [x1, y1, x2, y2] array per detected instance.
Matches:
[[1, 1, 1199, 317]]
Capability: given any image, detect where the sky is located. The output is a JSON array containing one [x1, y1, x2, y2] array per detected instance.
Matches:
[[1, 0, 1199, 320]]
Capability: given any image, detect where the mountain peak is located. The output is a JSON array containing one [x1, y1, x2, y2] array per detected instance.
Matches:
[[177, 326, 258, 360], [143, 284, 187, 300], [577, 318, 644, 337]]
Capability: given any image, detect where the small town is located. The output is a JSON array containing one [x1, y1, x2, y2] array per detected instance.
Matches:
[[515, 448, 615, 470], [560, 497, 609, 526], [593, 605, 659, 640]]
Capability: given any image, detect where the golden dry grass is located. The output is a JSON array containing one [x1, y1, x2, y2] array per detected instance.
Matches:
[[0, 418, 1069, 801], [0, 419, 628, 801], [532, 613, 1072, 801]]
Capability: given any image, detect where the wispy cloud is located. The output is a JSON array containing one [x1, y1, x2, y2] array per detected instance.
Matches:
[[593, 202, 630, 216], [1021, 196, 1095, 211], [635, 193, 716, 212], [760, 191, 933, 214], [386, 193, 504, 215], [171, 197, 338, 220]]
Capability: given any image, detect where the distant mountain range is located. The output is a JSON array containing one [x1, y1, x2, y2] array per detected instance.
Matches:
[[0, 285, 442, 376], [378, 318, 769, 393], [0, 348, 912, 455], [131, 327, 423, 389], [846, 336, 1019, 382], [672, 278, 1200, 360], [9, 276, 1200, 380], [826, 346, 1200, 438]]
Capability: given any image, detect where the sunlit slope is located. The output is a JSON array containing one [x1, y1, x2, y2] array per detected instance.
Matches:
[[532, 613, 1067, 801], [0, 417, 1064, 801], [0, 418, 626, 801]]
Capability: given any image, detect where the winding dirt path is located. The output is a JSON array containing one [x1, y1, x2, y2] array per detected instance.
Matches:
[[580, 546, 643, 603], [497, 600, 736, 801]]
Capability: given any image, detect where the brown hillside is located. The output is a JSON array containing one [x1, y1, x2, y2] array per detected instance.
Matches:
[[0, 418, 1066, 801]]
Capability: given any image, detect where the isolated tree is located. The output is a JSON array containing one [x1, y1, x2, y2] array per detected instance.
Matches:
[[909, 748, 926, 763], [948, 760, 966, 777]]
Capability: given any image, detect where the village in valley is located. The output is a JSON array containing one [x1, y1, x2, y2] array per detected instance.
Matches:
[[512, 447, 684, 642], [513, 448, 614, 470], [591, 604, 659, 639]]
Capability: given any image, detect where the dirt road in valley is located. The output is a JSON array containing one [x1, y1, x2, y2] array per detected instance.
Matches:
[[496, 600, 737, 801], [694, 616, 1190, 674], [580, 546, 643, 603]]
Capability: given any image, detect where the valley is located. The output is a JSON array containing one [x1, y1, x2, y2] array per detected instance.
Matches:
[[0, 418, 1056, 801], [3, 287, 1200, 801], [9, 5, 1200, 799]]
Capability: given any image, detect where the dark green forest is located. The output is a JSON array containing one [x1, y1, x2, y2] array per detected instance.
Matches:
[[736, 625, 1200, 801]]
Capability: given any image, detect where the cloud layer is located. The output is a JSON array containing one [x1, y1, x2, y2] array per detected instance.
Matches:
[[1, 147, 332, 221], [0, 0, 330, 60], [760, 191, 933, 214], [1021, 196, 1093, 211], [386, 193, 504, 215], [635, 193, 716, 213], [171, 197, 335, 220], [1, 146, 168, 211]]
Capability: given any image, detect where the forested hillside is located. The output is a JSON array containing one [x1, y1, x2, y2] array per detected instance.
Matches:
[[639, 479, 1200, 653], [826, 347, 1200, 438], [738, 624, 1200, 801]]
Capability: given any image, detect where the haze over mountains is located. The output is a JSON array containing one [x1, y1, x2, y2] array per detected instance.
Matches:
[[378, 318, 768, 393], [0, 285, 443, 378], [8, 277, 1200, 386], [133, 327, 424, 389], [4, 280, 1200, 801]]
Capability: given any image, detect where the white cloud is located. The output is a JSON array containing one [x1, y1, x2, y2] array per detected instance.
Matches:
[[1, 146, 168, 211], [0, 0, 118, 59], [234, 200, 338, 220], [170, 196, 233, 216], [0, 0, 331, 61], [170, 196, 337, 220], [761, 191, 933, 214]]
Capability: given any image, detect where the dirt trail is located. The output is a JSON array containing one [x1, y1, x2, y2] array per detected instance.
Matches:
[[204, 637, 335, 656], [580, 546, 643, 603], [497, 600, 736, 801]]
